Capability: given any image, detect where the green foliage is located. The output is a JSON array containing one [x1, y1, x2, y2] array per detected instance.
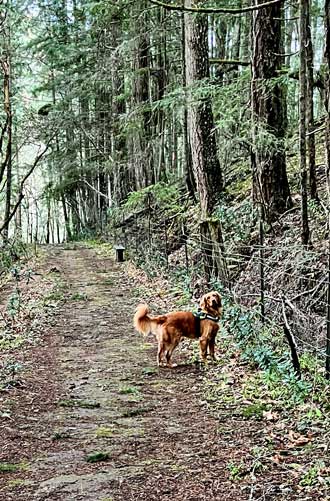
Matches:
[[95, 427, 114, 438], [216, 199, 257, 245], [243, 344, 278, 371], [300, 462, 325, 487], [52, 431, 70, 441], [86, 452, 110, 463], [0, 462, 28, 473], [118, 385, 140, 395], [69, 292, 88, 301], [58, 399, 100, 409], [0, 359, 23, 391], [223, 302, 256, 344], [7, 291, 21, 317], [0, 463, 20, 473], [226, 461, 245, 482], [123, 181, 182, 214], [242, 403, 268, 420], [0, 240, 28, 274], [142, 367, 158, 375], [263, 369, 312, 406], [43, 290, 65, 304]]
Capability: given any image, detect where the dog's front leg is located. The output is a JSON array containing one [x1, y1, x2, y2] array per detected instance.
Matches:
[[199, 338, 208, 362], [208, 336, 217, 361]]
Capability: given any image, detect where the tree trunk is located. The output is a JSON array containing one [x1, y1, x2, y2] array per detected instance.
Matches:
[[184, 0, 226, 284], [2, 56, 12, 240], [306, 0, 318, 200], [251, 0, 292, 221], [325, 0, 330, 209], [184, 1, 223, 215], [132, 1, 152, 189], [111, 10, 128, 203], [181, 9, 196, 199], [300, 0, 310, 246]]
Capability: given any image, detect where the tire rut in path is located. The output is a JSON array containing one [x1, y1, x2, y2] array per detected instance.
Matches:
[[3, 247, 247, 501]]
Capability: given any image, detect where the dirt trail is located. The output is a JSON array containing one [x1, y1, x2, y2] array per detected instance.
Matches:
[[1, 247, 251, 500]]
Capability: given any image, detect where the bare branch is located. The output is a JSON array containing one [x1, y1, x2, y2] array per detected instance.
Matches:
[[0, 140, 52, 234], [281, 296, 301, 378], [82, 178, 110, 200], [148, 0, 285, 15]]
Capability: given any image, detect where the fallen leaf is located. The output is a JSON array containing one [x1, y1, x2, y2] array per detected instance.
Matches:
[[287, 430, 311, 447], [263, 410, 278, 421]]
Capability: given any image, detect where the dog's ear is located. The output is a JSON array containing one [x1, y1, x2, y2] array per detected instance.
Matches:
[[216, 292, 222, 306], [200, 293, 209, 311]]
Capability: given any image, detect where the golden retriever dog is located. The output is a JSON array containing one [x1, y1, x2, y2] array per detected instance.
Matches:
[[133, 291, 222, 367]]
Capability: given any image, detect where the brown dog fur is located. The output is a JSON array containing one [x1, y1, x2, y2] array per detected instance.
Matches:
[[133, 291, 222, 367]]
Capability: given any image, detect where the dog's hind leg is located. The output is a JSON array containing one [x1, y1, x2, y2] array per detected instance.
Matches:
[[157, 342, 166, 366], [165, 338, 180, 368]]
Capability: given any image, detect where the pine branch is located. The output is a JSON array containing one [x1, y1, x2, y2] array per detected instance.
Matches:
[[148, 0, 284, 15]]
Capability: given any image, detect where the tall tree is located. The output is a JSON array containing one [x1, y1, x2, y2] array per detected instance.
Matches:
[[251, 0, 292, 221], [132, 1, 153, 189], [184, 0, 226, 283], [184, 1, 223, 213], [0, 1, 13, 240], [325, 0, 330, 209], [306, 0, 318, 200], [299, 0, 310, 245]]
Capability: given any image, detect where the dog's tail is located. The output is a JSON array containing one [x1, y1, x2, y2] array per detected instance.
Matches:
[[133, 304, 166, 335]]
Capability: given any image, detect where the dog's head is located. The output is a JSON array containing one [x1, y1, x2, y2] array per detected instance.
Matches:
[[200, 291, 222, 317]]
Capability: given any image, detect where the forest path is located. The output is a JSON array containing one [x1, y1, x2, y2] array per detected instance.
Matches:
[[1, 246, 250, 501]]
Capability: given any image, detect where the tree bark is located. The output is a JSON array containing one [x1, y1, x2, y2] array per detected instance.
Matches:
[[132, 1, 153, 189], [184, 0, 223, 215], [306, 0, 318, 200], [181, 7, 196, 199], [251, 0, 292, 221], [184, 0, 227, 284], [1, 56, 12, 240], [325, 0, 330, 209], [299, 0, 310, 246]]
